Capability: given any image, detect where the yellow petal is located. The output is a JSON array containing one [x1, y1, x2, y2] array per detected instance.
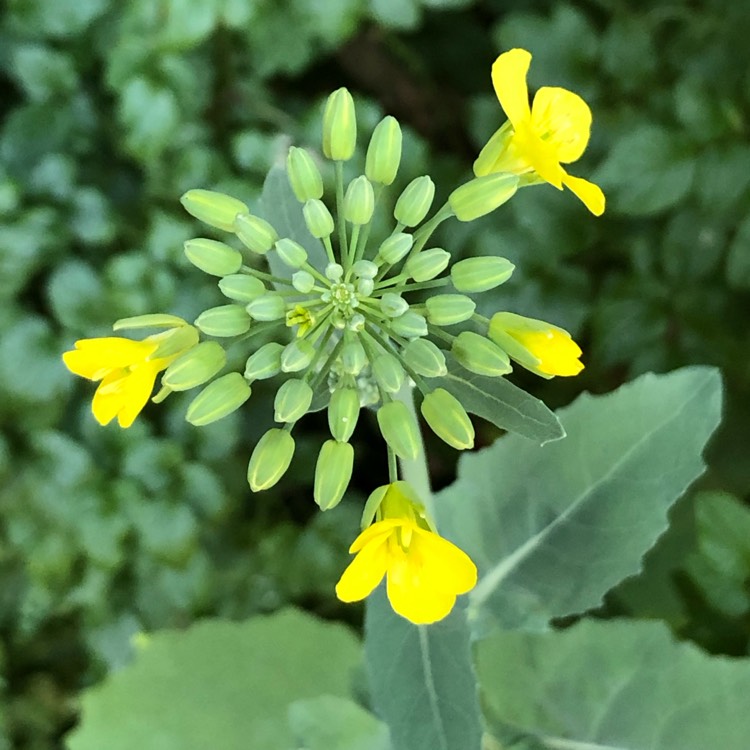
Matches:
[[91, 372, 128, 426], [411, 529, 478, 595], [386, 556, 457, 625], [115, 361, 161, 427], [561, 172, 605, 216], [491, 49, 532, 130], [335, 535, 389, 603], [515, 329, 583, 377], [512, 125, 565, 189], [531, 87, 591, 163], [349, 518, 402, 553], [63, 337, 157, 380]]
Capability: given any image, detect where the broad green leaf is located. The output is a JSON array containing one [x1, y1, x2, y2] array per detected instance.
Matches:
[[365, 589, 482, 750], [433, 359, 565, 445], [436, 367, 722, 634], [288, 695, 391, 750], [477, 619, 750, 750], [66, 609, 361, 750]]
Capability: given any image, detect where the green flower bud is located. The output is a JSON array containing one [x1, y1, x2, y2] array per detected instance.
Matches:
[[281, 339, 315, 373], [402, 339, 447, 378], [328, 387, 360, 442], [425, 294, 476, 326], [244, 342, 284, 381], [291, 270, 315, 294], [149, 325, 199, 358], [195, 304, 251, 337], [322, 87, 356, 161], [247, 428, 295, 491], [380, 292, 408, 318], [421, 388, 474, 450], [286, 146, 324, 202], [451, 256, 515, 293], [372, 352, 405, 394], [325, 262, 344, 281], [340, 339, 367, 375], [352, 259, 378, 279], [377, 232, 413, 265], [449, 173, 519, 222], [113, 313, 188, 331], [218, 274, 266, 302], [184, 238, 242, 277], [180, 189, 248, 231], [357, 278, 374, 297], [274, 378, 313, 423], [246, 292, 286, 321], [365, 115, 402, 186], [233, 213, 278, 254], [162, 341, 226, 391], [394, 176, 435, 227], [186, 372, 251, 426], [405, 248, 450, 282], [274, 238, 308, 269], [303, 199, 335, 239], [344, 175, 375, 225], [390, 310, 428, 339], [314, 440, 354, 510], [377, 400, 420, 460], [452, 331, 511, 376]]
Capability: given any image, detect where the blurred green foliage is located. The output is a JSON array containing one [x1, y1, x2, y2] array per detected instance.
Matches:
[[1, 0, 749, 747]]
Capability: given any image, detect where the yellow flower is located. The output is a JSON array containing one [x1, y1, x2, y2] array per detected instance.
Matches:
[[63, 334, 182, 428], [335, 482, 477, 624], [474, 48, 605, 216]]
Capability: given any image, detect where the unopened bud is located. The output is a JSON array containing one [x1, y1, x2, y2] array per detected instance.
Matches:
[[286, 146, 324, 202], [113, 313, 188, 332], [303, 199, 335, 239], [149, 325, 199, 358], [195, 305, 251, 337], [322, 87, 356, 161], [184, 238, 242, 277], [421, 388, 474, 450], [425, 294, 476, 326], [246, 292, 286, 321], [274, 378, 313, 423], [449, 173, 519, 222], [218, 274, 266, 302], [352, 260, 378, 279], [405, 248, 450, 282], [372, 352, 405, 394], [328, 387, 360, 442], [314, 440, 354, 510], [394, 176, 434, 227], [390, 310, 428, 339], [452, 331, 511, 376], [344, 176, 375, 225], [402, 339, 447, 378], [377, 400, 420, 460], [244, 342, 284, 381], [325, 262, 344, 281], [366, 116, 402, 186], [162, 341, 226, 391], [247, 428, 295, 491], [274, 238, 308, 269], [380, 292, 408, 318], [281, 339, 315, 372], [180, 189, 247, 231], [451, 256, 514, 293], [292, 270, 315, 294], [377, 232, 413, 265], [234, 213, 278, 254], [186, 372, 251, 426], [340, 339, 367, 375]]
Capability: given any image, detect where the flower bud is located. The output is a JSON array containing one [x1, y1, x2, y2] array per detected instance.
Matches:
[[291, 270, 315, 294], [402, 339, 447, 378], [247, 428, 295, 491], [352, 259, 378, 279], [281, 339, 315, 373], [274, 378, 313, 423], [233, 213, 278, 254], [184, 238, 243, 277], [325, 262, 344, 281], [195, 305, 251, 337], [303, 199, 335, 239], [244, 342, 284, 381], [148, 325, 199, 358], [390, 310, 427, 339], [162, 341, 226, 391], [246, 292, 286, 321], [357, 278, 374, 297], [405, 248, 450, 282], [380, 292, 408, 318], [376, 232, 413, 265], [421, 388, 474, 450], [377, 400, 420, 460], [341, 339, 367, 375], [451, 256, 515, 293], [113, 313, 188, 331], [452, 331, 512, 377], [218, 274, 266, 302], [365, 116, 402, 186], [425, 294, 476, 326], [394, 176, 435, 227], [322, 87, 356, 161], [314, 440, 354, 510], [344, 176, 375, 225], [328, 387, 360, 442], [180, 189, 248, 231], [274, 238, 308, 269], [449, 173, 519, 222], [186, 372, 251, 426], [371, 352, 405, 394], [286, 146, 324, 202]]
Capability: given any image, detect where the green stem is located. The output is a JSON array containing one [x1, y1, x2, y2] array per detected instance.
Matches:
[[410, 202, 453, 257], [335, 161, 348, 262], [472, 312, 491, 325], [323, 236, 336, 266], [387, 445, 399, 483], [240, 266, 296, 287], [372, 277, 450, 296]]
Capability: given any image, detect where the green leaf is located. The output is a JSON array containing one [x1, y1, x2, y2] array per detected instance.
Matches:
[[66, 609, 361, 750], [288, 695, 391, 750], [477, 619, 750, 750], [364, 589, 483, 750], [433, 359, 565, 445], [436, 367, 722, 634], [726, 213, 750, 289], [368, 0, 421, 30]]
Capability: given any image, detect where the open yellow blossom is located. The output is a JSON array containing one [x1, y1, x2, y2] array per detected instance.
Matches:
[[336, 482, 477, 624], [474, 48, 605, 216], [63, 334, 185, 428], [489, 311, 583, 378]]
